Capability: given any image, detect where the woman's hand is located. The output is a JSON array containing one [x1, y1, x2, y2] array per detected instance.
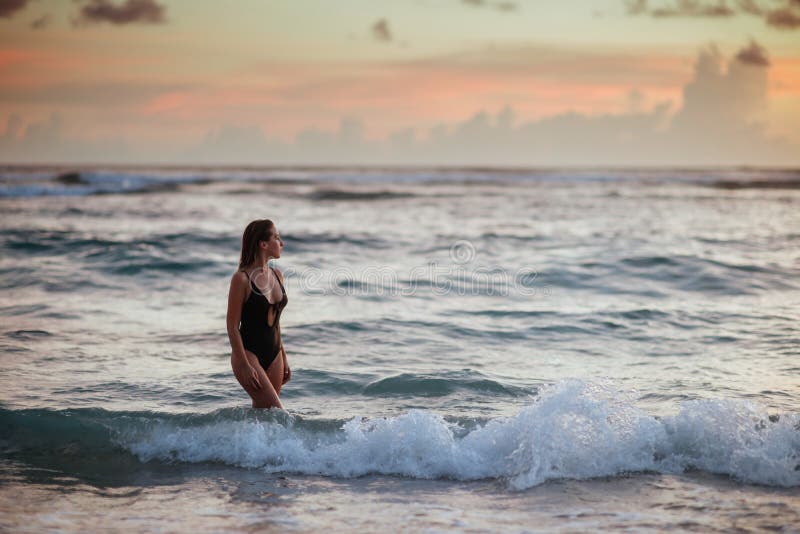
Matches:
[[232, 353, 262, 390], [281, 346, 291, 385], [247, 364, 262, 390], [283, 364, 291, 385]]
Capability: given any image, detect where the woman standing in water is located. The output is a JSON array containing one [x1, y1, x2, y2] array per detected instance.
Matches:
[[226, 219, 290, 409]]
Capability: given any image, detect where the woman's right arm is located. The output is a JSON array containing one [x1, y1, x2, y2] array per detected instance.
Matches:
[[227, 272, 262, 389]]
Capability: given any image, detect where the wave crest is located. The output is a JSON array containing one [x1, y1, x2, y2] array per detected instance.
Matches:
[[3, 380, 798, 489]]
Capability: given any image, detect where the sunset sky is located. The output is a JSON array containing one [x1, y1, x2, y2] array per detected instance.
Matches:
[[1, 0, 799, 166]]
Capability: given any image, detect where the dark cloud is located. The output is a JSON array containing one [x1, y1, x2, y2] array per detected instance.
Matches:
[[626, 0, 800, 29], [30, 13, 52, 29], [736, 0, 764, 15], [462, 0, 518, 12], [766, 6, 800, 27], [0, 0, 29, 18], [75, 0, 166, 26], [626, 0, 735, 18], [371, 18, 391, 42], [735, 39, 770, 65], [625, 0, 648, 15], [496, 2, 517, 11], [657, 2, 734, 17]]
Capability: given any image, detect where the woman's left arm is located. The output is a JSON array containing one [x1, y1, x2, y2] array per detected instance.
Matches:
[[278, 322, 290, 384], [274, 267, 291, 385]]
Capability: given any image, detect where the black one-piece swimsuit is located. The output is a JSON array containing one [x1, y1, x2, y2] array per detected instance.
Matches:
[[238, 267, 288, 372]]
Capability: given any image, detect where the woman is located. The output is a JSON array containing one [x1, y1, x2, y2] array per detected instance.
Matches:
[[226, 219, 290, 409]]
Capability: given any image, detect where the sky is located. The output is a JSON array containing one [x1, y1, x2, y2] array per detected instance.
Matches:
[[0, 0, 799, 166]]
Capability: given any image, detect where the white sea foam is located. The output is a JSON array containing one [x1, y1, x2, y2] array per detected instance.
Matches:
[[125, 379, 800, 489]]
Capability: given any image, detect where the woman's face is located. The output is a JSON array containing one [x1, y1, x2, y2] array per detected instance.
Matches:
[[262, 229, 283, 259]]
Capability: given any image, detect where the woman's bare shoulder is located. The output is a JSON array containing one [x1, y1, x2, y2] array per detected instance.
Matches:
[[231, 270, 249, 286], [272, 266, 285, 283]]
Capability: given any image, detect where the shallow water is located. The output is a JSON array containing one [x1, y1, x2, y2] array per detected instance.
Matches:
[[1, 166, 798, 531]]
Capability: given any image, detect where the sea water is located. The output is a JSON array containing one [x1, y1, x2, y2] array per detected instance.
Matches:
[[1, 166, 798, 532]]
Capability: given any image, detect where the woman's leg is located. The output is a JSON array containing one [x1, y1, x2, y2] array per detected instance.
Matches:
[[231, 350, 282, 409], [265, 352, 284, 395]]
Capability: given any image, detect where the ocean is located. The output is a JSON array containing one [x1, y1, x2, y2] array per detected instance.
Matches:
[[1, 165, 798, 532]]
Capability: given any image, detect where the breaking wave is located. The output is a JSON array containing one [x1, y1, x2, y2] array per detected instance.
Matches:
[[3, 380, 798, 489]]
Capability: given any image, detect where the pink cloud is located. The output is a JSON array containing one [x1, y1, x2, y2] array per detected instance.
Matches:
[[126, 48, 693, 140]]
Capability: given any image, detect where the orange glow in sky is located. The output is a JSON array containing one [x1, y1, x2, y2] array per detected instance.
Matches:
[[0, 0, 798, 165]]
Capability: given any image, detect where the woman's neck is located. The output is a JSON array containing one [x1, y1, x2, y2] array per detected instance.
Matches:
[[246, 260, 271, 272]]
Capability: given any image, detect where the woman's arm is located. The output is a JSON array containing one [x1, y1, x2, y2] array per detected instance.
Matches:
[[227, 272, 262, 389], [274, 267, 291, 384], [277, 318, 291, 384]]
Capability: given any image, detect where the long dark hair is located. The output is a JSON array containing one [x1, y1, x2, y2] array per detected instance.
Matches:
[[238, 219, 275, 270]]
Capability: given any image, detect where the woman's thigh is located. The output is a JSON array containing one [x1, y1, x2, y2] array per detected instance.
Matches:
[[232, 350, 281, 408], [265, 353, 284, 395]]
